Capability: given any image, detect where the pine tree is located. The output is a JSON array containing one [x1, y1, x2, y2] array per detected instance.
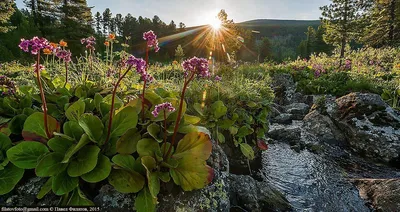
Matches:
[[175, 44, 185, 61], [320, 0, 362, 59], [0, 0, 16, 33], [362, 0, 400, 47], [102, 8, 111, 34], [94, 11, 102, 34], [115, 13, 123, 36]]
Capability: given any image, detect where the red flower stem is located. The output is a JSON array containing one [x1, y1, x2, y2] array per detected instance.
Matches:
[[165, 71, 196, 159], [141, 47, 149, 121], [162, 110, 168, 154], [64, 62, 68, 87], [36, 52, 51, 139], [104, 65, 133, 145]]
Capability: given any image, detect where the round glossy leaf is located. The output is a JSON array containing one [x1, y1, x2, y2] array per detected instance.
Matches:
[[65, 99, 85, 122], [7, 141, 49, 169], [111, 106, 138, 138], [0, 163, 24, 195], [48, 137, 74, 153], [108, 169, 145, 193], [67, 145, 100, 177], [116, 128, 140, 155], [111, 154, 136, 172], [81, 154, 111, 183], [78, 114, 104, 143], [134, 188, 156, 212], [52, 170, 79, 196], [36, 152, 68, 177], [22, 112, 60, 141], [63, 121, 84, 141], [211, 100, 227, 119], [240, 143, 255, 160], [9, 114, 28, 135]]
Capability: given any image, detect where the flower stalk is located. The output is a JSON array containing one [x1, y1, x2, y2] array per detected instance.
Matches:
[[35, 52, 51, 139]]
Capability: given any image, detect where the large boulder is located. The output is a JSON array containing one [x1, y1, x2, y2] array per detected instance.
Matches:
[[228, 174, 291, 211], [353, 179, 400, 211], [303, 110, 346, 144], [331, 92, 400, 163]]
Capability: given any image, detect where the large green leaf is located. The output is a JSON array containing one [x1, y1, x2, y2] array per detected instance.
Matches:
[[0, 163, 24, 195], [183, 114, 201, 125], [81, 154, 111, 183], [116, 128, 140, 155], [52, 170, 79, 195], [37, 177, 52, 199], [0, 133, 11, 152], [67, 188, 94, 206], [47, 137, 74, 153], [63, 121, 84, 141], [65, 99, 85, 122], [108, 169, 145, 193], [141, 156, 160, 198], [7, 141, 49, 169], [240, 143, 255, 160], [36, 152, 68, 177], [237, 125, 254, 138], [211, 100, 227, 119], [111, 154, 136, 172], [9, 114, 28, 135], [67, 145, 100, 177], [137, 138, 162, 159], [170, 132, 214, 191], [111, 106, 138, 138], [134, 188, 156, 212], [147, 123, 162, 143], [62, 134, 90, 163], [22, 112, 60, 141], [78, 114, 104, 143]]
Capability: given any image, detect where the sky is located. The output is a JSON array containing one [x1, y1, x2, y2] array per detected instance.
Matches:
[[15, 0, 331, 27]]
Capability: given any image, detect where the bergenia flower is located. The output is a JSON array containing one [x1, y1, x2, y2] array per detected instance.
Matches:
[[127, 55, 146, 74], [182, 57, 210, 78], [19, 37, 51, 55], [151, 102, 176, 117], [32, 62, 45, 73], [143, 30, 160, 52], [215, 75, 222, 81], [56, 49, 72, 63], [81, 36, 96, 50]]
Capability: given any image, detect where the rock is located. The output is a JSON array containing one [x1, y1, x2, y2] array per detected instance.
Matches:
[[2, 177, 59, 206], [303, 110, 345, 144], [284, 103, 310, 120], [353, 179, 400, 211], [271, 113, 294, 124], [268, 122, 302, 143], [332, 92, 400, 163], [228, 174, 291, 211], [93, 184, 133, 210], [271, 74, 296, 105]]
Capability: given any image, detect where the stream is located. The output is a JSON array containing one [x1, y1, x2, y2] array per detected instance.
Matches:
[[260, 142, 400, 211]]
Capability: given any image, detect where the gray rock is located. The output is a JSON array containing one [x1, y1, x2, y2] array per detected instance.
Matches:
[[271, 74, 296, 105], [268, 122, 302, 143], [332, 92, 400, 163], [284, 103, 310, 120], [228, 174, 291, 211], [353, 179, 400, 211], [93, 184, 133, 211], [303, 110, 345, 143], [271, 113, 294, 124]]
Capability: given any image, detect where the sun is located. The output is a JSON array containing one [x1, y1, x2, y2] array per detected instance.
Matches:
[[210, 17, 221, 30]]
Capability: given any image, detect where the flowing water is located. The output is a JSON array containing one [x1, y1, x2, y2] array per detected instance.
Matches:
[[260, 142, 400, 212]]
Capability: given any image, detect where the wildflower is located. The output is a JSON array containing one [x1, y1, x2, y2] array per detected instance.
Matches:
[[81, 36, 96, 50], [50, 42, 58, 49], [19, 37, 51, 55], [127, 55, 146, 75], [43, 48, 52, 55], [108, 33, 116, 40], [182, 57, 210, 78], [0, 76, 16, 96], [104, 41, 110, 46], [142, 73, 154, 83], [143, 30, 160, 52], [344, 59, 352, 70], [32, 62, 45, 73], [151, 102, 176, 117], [172, 60, 178, 65], [59, 40, 68, 47], [56, 49, 72, 63], [215, 75, 222, 81]]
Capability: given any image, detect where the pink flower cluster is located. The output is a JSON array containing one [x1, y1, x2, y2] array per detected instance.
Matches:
[[182, 57, 210, 78], [143, 30, 160, 52], [32, 62, 45, 73], [127, 55, 154, 83], [81, 36, 96, 50], [151, 102, 176, 117], [56, 49, 72, 63], [215, 75, 222, 81], [19, 37, 52, 55]]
